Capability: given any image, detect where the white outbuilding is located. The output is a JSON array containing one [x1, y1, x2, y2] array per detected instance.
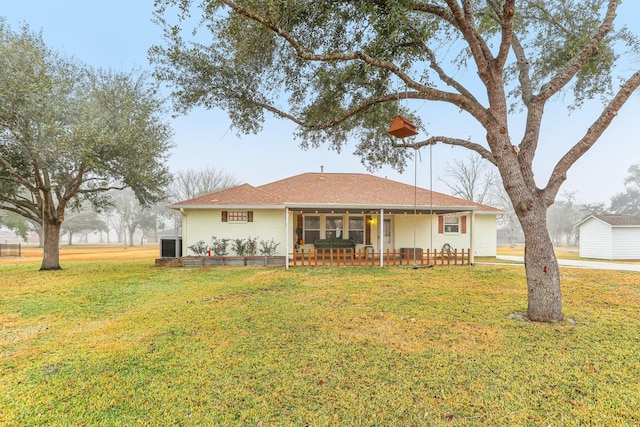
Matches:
[[577, 214, 640, 260]]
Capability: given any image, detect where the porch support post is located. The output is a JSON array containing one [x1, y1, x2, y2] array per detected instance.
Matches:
[[380, 208, 384, 267], [285, 207, 290, 269], [470, 210, 475, 265], [180, 208, 186, 257]]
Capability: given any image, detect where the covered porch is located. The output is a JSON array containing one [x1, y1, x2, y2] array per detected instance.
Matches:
[[284, 205, 477, 268]]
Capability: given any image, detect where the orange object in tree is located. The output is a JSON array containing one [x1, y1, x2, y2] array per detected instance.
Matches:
[[387, 115, 418, 138]]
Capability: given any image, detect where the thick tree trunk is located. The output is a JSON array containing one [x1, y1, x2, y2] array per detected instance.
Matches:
[[40, 221, 62, 271], [520, 204, 563, 322]]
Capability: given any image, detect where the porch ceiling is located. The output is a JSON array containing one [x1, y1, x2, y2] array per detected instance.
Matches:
[[286, 205, 474, 215]]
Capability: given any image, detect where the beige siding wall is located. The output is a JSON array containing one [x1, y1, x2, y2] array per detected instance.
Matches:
[[350, 213, 466, 253], [182, 209, 287, 256], [182, 209, 498, 258], [472, 214, 498, 257], [393, 213, 497, 256], [392, 214, 434, 250]]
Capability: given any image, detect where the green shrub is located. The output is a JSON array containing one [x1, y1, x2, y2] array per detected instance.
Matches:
[[231, 238, 246, 256], [188, 240, 208, 256], [259, 238, 280, 256], [210, 236, 229, 256], [245, 236, 258, 256]]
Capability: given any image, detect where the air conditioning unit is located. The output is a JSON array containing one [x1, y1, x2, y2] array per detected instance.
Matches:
[[160, 237, 182, 258]]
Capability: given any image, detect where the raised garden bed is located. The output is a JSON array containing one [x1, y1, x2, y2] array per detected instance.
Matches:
[[157, 256, 287, 267]]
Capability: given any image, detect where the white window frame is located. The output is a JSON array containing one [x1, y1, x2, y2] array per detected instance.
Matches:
[[348, 216, 365, 244], [444, 216, 461, 234], [383, 218, 392, 244], [325, 216, 344, 239], [228, 211, 248, 223], [303, 215, 321, 244]]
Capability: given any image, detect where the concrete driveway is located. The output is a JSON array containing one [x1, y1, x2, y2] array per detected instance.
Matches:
[[494, 255, 640, 272]]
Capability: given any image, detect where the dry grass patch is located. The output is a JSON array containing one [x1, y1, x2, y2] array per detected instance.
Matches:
[[336, 314, 503, 354], [0, 244, 157, 265], [497, 245, 640, 264]]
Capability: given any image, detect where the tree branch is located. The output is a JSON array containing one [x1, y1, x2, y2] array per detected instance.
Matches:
[[220, 0, 486, 122], [536, 0, 620, 104], [392, 136, 496, 166], [416, 40, 479, 104], [0, 195, 41, 223], [411, 3, 459, 29], [544, 69, 640, 204], [518, 1, 621, 166], [77, 184, 127, 194], [510, 34, 534, 105], [0, 147, 39, 194], [443, 0, 494, 79], [493, 0, 516, 72], [62, 165, 86, 203], [242, 92, 401, 130]]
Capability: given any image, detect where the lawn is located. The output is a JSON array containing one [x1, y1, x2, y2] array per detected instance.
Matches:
[[496, 244, 583, 261], [1, 251, 639, 425]]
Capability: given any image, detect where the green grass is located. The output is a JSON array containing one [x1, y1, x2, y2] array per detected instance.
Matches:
[[1, 260, 639, 426]]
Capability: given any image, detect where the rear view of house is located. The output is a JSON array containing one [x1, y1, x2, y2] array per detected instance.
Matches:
[[170, 172, 503, 266], [577, 214, 640, 260]]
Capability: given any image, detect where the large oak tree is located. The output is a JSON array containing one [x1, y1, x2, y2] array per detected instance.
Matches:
[[150, 0, 640, 322], [1, 22, 173, 270]]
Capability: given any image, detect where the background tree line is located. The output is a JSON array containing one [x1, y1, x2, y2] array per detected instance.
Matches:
[[441, 155, 640, 247], [4, 154, 638, 250], [0, 166, 238, 246]]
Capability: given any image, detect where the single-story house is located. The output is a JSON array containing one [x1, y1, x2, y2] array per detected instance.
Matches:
[[170, 171, 503, 267], [576, 214, 640, 260]]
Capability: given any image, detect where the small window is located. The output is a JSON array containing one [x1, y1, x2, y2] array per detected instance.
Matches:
[[348, 216, 365, 244], [228, 211, 248, 222], [444, 216, 460, 233]]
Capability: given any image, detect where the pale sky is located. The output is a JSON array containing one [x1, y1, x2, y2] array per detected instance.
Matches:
[[3, 1, 640, 205]]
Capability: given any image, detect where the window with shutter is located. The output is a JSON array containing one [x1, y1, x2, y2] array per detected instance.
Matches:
[[441, 216, 461, 233], [223, 211, 250, 222]]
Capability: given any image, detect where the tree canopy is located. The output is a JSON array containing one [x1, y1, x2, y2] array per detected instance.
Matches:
[[610, 163, 640, 216], [151, 1, 639, 172], [0, 21, 174, 269], [150, 0, 640, 322]]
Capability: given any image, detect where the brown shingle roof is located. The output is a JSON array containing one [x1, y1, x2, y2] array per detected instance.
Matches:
[[593, 214, 640, 226], [260, 173, 490, 208], [172, 173, 501, 212], [172, 183, 283, 207]]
